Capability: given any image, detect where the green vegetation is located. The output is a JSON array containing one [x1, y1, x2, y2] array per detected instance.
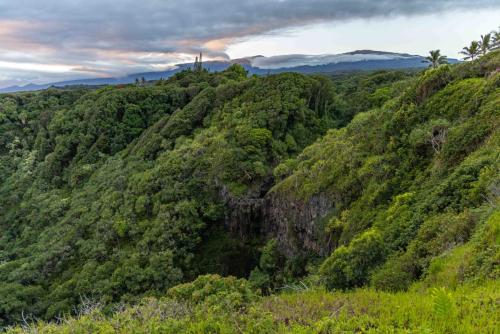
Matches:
[[461, 41, 481, 60], [424, 50, 448, 69], [461, 28, 499, 60], [1, 64, 409, 327], [1, 47, 499, 332], [273, 50, 499, 292], [4, 276, 499, 333]]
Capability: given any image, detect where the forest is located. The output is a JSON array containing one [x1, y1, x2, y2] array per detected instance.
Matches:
[[0, 47, 498, 333]]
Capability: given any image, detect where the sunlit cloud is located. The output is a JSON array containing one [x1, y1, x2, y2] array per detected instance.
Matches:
[[0, 61, 75, 73]]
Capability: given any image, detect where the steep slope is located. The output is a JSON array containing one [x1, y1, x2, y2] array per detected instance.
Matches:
[[263, 51, 499, 291]]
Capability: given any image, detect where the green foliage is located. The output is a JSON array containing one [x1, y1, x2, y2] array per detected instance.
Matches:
[[465, 210, 500, 280], [1, 51, 499, 330], [248, 239, 288, 293], [371, 252, 416, 292], [419, 244, 472, 289], [4, 66, 394, 325], [413, 64, 452, 104], [431, 287, 454, 317], [329, 70, 416, 122], [273, 50, 499, 293], [167, 274, 258, 311], [320, 229, 386, 290], [424, 50, 448, 69], [5, 280, 499, 333]]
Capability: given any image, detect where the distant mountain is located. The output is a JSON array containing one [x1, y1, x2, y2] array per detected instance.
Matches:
[[0, 50, 458, 93]]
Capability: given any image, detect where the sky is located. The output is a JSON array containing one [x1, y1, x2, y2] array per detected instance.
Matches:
[[0, 0, 499, 88]]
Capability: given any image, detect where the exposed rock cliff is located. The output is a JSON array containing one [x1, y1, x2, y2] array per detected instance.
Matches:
[[264, 191, 333, 257], [222, 181, 334, 257]]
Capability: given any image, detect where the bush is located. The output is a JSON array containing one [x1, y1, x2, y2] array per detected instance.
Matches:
[[371, 252, 416, 291], [374, 210, 480, 291], [413, 65, 452, 104], [465, 210, 500, 280], [167, 274, 258, 311], [249, 239, 286, 293], [320, 229, 386, 290], [441, 118, 491, 164]]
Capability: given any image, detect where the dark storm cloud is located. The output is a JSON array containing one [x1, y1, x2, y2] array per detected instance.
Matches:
[[0, 0, 498, 83], [2, 1, 498, 48]]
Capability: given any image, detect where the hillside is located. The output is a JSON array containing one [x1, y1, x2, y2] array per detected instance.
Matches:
[[0, 51, 499, 333]]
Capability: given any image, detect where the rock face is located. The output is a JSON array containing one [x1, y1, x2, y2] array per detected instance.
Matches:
[[221, 181, 334, 257], [219, 181, 268, 241], [264, 192, 333, 257], [223, 194, 267, 240]]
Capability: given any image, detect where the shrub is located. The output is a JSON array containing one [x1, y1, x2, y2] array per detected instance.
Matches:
[[413, 65, 452, 104], [167, 274, 258, 311], [465, 210, 500, 280], [441, 118, 491, 164], [249, 239, 286, 293], [371, 252, 417, 291], [320, 229, 386, 290]]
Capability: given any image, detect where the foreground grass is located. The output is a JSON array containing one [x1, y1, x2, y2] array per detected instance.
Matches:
[[6, 280, 499, 334]]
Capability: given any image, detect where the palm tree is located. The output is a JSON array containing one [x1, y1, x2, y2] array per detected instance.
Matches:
[[478, 34, 492, 55], [460, 41, 480, 60], [424, 50, 448, 69], [491, 28, 500, 51]]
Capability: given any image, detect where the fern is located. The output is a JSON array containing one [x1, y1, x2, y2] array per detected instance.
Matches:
[[431, 287, 455, 318]]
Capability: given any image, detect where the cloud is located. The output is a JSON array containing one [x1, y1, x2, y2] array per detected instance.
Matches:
[[251, 52, 414, 69], [0, 0, 498, 86]]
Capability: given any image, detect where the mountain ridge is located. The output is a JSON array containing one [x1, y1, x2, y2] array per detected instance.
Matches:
[[0, 50, 458, 93]]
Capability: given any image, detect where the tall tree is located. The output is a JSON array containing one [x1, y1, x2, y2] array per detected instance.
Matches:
[[194, 56, 199, 71], [491, 28, 500, 51], [478, 33, 492, 55], [424, 50, 448, 69], [194, 52, 203, 72], [460, 41, 480, 60]]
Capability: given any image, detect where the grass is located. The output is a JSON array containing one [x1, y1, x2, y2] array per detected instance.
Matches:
[[5, 280, 499, 334]]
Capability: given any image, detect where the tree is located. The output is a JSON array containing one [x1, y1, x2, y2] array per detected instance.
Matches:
[[491, 28, 500, 51], [424, 50, 448, 69], [460, 41, 480, 60], [319, 229, 386, 290], [478, 33, 492, 55], [193, 52, 203, 72]]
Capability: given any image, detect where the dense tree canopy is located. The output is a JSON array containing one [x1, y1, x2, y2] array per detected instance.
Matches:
[[0, 51, 499, 331]]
